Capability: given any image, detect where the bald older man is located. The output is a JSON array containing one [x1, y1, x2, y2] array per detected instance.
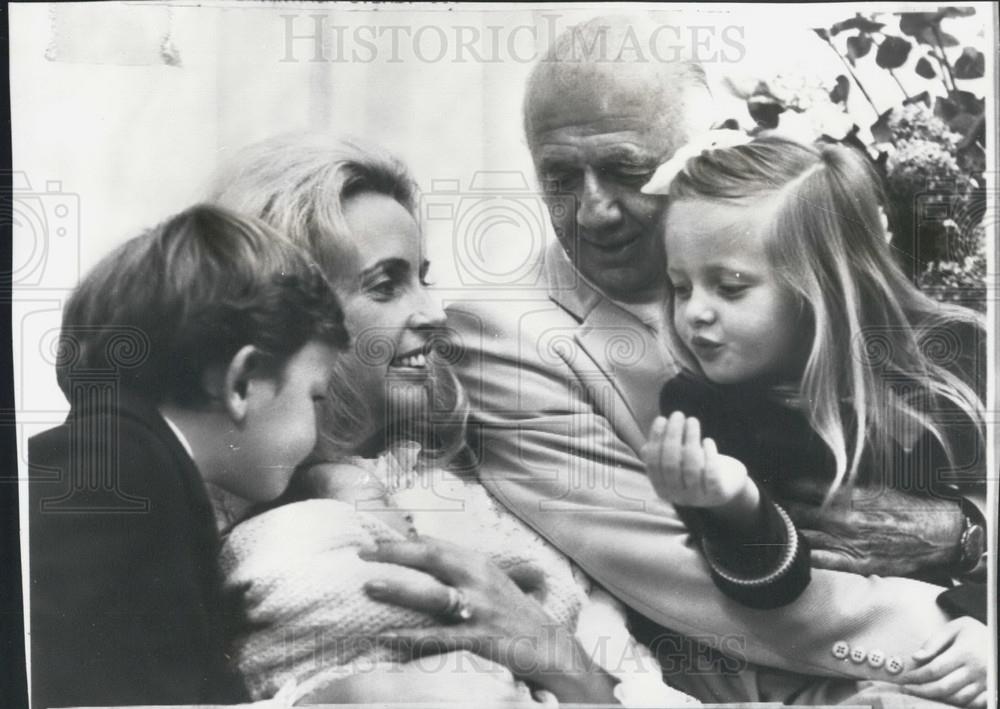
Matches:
[[446, 16, 985, 707]]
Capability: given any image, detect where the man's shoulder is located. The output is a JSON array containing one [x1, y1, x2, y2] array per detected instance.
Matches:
[[445, 242, 599, 337], [446, 289, 584, 341], [448, 293, 574, 323]]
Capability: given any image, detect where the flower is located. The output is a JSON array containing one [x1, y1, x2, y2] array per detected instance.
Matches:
[[916, 250, 986, 313], [886, 138, 964, 194], [641, 129, 751, 196], [771, 102, 854, 144], [765, 73, 835, 112], [888, 104, 960, 150]]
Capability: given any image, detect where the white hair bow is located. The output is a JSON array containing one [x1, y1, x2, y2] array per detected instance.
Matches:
[[640, 129, 752, 196]]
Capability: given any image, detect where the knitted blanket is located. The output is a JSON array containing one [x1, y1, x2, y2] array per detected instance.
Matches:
[[219, 463, 587, 701]]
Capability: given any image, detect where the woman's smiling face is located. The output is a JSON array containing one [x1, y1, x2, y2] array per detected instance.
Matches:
[[332, 191, 446, 438], [665, 198, 806, 386]]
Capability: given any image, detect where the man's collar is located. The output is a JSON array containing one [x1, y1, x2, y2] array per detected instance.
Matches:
[[543, 240, 667, 322], [542, 240, 675, 446], [543, 240, 604, 321], [159, 410, 195, 459]]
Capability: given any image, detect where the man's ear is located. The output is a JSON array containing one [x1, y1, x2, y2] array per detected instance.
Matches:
[[221, 345, 263, 424]]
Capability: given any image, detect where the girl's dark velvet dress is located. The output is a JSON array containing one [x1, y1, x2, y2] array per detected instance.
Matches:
[[661, 319, 986, 617]]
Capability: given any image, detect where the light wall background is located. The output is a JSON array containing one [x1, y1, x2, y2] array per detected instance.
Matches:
[[9, 1, 992, 435]]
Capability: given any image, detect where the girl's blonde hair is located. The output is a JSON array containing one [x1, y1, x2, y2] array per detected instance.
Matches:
[[209, 132, 468, 466], [666, 135, 984, 499]]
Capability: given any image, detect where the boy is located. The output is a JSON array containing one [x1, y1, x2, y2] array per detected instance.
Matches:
[[28, 205, 348, 708]]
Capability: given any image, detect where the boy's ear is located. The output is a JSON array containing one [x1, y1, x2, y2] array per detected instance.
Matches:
[[221, 345, 264, 424]]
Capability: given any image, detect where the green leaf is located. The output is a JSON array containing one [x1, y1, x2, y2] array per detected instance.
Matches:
[[904, 91, 931, 107], [933, 93, 982, 124], [948, 89, 985, 115], [934, 31, 960, 47], [876, 36, 912, 69], [747, 96, 785, 129], [831, 16, 885, 35], [934, 95, 960, 121], [829, 75, 851, 105], [870, 109, 895, 143], [898, 13, 959, 46], [915, 57, 937, 78], [847, 34, 874, 61], [841, 124, 872, 157], [937, 7, 976, 19], [947, 113, 978, 135], [898, 12, 938, 37], [954, 47, 985, 79], [956, 140, 985, 174], [956, 113, 986, 149]]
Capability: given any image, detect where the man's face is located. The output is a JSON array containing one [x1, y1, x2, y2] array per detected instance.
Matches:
[[529, 86, 681, 302]]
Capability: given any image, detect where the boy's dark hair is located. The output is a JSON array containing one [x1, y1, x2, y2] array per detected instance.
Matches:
[[56, 204, 349, 406]]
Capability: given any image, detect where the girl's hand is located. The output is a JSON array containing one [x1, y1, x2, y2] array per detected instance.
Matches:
[[641, 412, 753, 508], [902, 617, 988, 708], [359, 537, 618, 704]]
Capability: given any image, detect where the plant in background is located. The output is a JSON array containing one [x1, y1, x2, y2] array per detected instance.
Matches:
[[724, 6, 987, 311], [886, 102, 961, 147], [916, 245, 986, 312]]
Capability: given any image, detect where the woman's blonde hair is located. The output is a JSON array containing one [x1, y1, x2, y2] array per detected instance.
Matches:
[[210, 132, 468, 465], [665, 135, 984, 499]]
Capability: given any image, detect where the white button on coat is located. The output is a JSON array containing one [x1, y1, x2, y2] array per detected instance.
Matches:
[[832, 641, 850, 659]]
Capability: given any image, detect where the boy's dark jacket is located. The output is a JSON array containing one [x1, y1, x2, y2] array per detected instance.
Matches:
[[28, 390, 248, 708]]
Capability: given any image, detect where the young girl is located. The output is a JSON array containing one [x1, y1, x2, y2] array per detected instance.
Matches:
[[639, 135, 988, 708]]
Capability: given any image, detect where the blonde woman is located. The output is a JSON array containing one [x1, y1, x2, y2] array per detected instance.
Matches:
[[209, 132, 698, 706]]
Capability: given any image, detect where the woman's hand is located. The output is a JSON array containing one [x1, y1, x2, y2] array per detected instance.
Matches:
[[359, 537, 618, 704]]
